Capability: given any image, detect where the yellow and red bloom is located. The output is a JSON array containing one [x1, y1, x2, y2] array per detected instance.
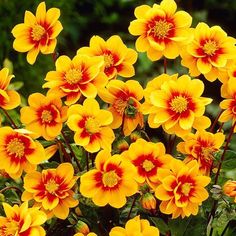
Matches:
[[98, 80, 144, 136], [177, 130, 225, 175], [223, 180, 236, 202], [77, 35, 138, 80], [122, 138, 173, 189], [181, 22, 236, 82], [80, 150, 138, 208], [0, 126, 46, 179], [0, 68, 21, 110], [20, 92, 67, 140], [219, 77, 236, 131], [74, 233, 97, 236], [128, 0, 192, 61], [155, 159, 210, 218], [22, 163, 79, 219], [12, 2, 63, 65], [109, 215, 160, 236], [0, 201, 47, 236], [144, 74, 212, 137], [67, 98, 115, 153], [43, 54, 107, 105]]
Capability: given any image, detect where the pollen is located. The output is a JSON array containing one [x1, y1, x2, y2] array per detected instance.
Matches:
[[203, 40, 218, 56], [181, 183, 192, 196], [6, 138, 25, 158], [104, 53, 114, 68], [65, 69, 82, 84], [170, 96, 188, 113], [45, 179, 59, 195], [142, 160, 155, 172], [41, 110, 53, 123], [85, 117, 100, 134], [152, 20, 173, 39], [102, 171, 120, 188], [31, 24, 46, 41], [4, 220, 19, 236], [113, 99, 127, 115]]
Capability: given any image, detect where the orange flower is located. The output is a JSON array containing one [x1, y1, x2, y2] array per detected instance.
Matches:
[[98, 80, 143, 136], [109, 215, 160, 236], [77, 35, 138, 80], [155, 159, 210, 218], [0, 68, 21, 110], [80, 150, 138, 208], [122, 138, 173, 188], [20, 93, 67, 140], [223, 180, 236, 202], [177, 130, 225, 175], [128, 0, 192, 60], [143, 74, 212, 137], [0, 126, 46, 179], [67, 98, 115, 153], [181, 22, 236, 82], [22, 163, 79, 219], [12, 2, 63, 64], [43, 54, 107, 105], [0, 202, 47, 236]]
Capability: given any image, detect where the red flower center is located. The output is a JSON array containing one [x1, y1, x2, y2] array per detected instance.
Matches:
[[104, 53, 114, 68], [65, 69, 82, 84], [45, 179, 59, 195], [203, 40, 218, 56], [31, 24, 46, 41], [102, 171, 120, 188], [6, 138, 25, 158], [41, 110, 53, 123], [152, 19, 173, 39], [142, 160, 155, 172], [170, 96, 188, 113], [181, 182, 192, 196]]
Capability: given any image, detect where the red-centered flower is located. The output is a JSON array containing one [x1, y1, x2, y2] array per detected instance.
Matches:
[[20, 93, 68, 140], [77, 35, 138, 80], [0, 126, 46, 179], [12, 2, 63, 64], [128, 0, 192, 61], [98, 80, 144, 136], [177, 130, 225, 175], [43, 54, 107, 105], [122, 138, 173, 189], [22, 163, 79, 219]]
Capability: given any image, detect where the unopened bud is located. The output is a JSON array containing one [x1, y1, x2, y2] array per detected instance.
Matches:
[[141, 192, 157, 210], [130, 131, 142, 142], [116, 139, 129, 153], [75, 220, 90, 234]]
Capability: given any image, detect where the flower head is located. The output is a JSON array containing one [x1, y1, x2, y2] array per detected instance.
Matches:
[[143, 74, 212, 137], [122, 138, 173, 188], [128, 0, 192, 61], [0, 68, 21, 110], [80, 150, 138, 208], [181, 22, 236, 81], [109, 215, 159, 236], [140, 192, 157, 210], [0, 201, 47, 236], [177, 130, 225, 175], [98, 80, 144, 136], [77, 35, 138, 80], [20, 92, 67, 140], [43, 54, 107, 105], [22, 163, 79, 219], [0, 126, 46, 179], [67, 98, 115, 153], [12, 2, 63, 64], [155, 159, 210, 218], [74, 233, 97, 236], [223, 180, 236, 202]]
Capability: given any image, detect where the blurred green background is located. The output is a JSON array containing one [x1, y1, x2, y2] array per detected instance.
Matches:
[[0, 0, 235, 100]]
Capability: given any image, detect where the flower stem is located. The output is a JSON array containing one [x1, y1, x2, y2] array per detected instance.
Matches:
[[1, 108, 18, 129], [127, 194, 138, 220], [210, 110, 223, 133], [164, 57, 167, 73], [0, 186, 22, 194]]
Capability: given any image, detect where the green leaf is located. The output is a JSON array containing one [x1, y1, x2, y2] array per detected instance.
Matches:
[[149, 217, 169, 234]]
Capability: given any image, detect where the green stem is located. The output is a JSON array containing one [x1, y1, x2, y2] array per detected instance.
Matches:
[[127, 194, 138, 220], [1, 108, 18, 129]]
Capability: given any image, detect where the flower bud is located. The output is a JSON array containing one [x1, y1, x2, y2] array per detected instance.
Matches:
[[116, 139, 129, 153], [75, 220, 90, 235], [141, 192, 157, 210], [130, 131, 142, 143], [223, 180, 236, 202]]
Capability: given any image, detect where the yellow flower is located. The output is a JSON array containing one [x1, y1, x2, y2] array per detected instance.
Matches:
[[0, 201, 47, 236], [0, 126, 46, 179], [77, 35, 138, 80], [177, 130, 225, 175], [155, 159, 210, 218], [121, 138, 173, 189], [22, 163, 79, 219], [0, 68, 21, 110], [67, 98, 115, 153], [181, 22, 236, 82], [219, 77, 236, 130], [223, 180, 236, 202], [144, 74, 212, 137], [20, 92, 67, 140], [98, 80, 143, 136], [74, 233, 97, 236], [12, 2, 63, 64], [109, 215, 159, 236], [80, 150, 138, 208], [128, 0, 192, 60], [43, 54, 107, 105]]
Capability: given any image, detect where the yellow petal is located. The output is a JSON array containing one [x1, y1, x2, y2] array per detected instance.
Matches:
[[26, 47, 40, 65], [36, 2, 46, 23]]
